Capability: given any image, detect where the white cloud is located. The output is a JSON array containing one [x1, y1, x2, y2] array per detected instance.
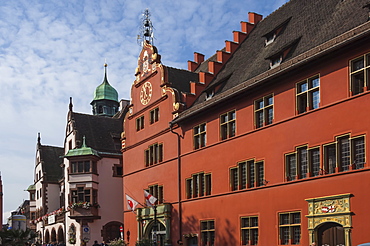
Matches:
[[0, 0, 288, 223]]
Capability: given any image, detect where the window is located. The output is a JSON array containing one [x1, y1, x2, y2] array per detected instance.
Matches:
[[31, 212, 36, 220], [270, 55, 282, 69], [150, 108, 159, 124], [255, 94, 273, 128], [309, 148, 321, 177], [186, 172, 211, 199], [220, 110, 236, 140], [194, 123, 206, 149], [144, 143, 163, 166], [113, 164, 123, 177], [353, 136, 365, 169], [206, 90, 215, 100], [70, 160, 97, 174], [286, 146, 321, 181], [241, 216, 258, 245], [201, 220, 215, 246], [265, 32, 276, 46], [230, 160, 265, 190], [147, 184, 163, 204], [350, 53, 370, 95], [136, 116, 144, 131], [279, 212, 301, 245], [323, 135, 365, 173], [71, 187, 97, 204], [30, 192, 35, 201], [338, 136, 350, 172], [296, 76, 320, 114]]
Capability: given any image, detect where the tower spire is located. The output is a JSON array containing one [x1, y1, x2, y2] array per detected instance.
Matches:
[[37, 132, 41, 147], [104, 62, 108, 83], [69, 97, 73, 112], [137, 9, 154, 46]]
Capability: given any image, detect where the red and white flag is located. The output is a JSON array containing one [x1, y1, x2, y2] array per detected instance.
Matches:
[[144, 190, 157, 207], [126, 194, 138, 211]]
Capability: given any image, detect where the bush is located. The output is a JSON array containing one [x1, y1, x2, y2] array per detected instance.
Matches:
[[108, 238, 127, 246]]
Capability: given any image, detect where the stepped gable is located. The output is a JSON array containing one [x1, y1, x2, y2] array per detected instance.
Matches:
[[71, 112, 123, 154], [39, 145, 64, 182], [165, 66, 198, 94], [175, 0, 370, 120], [194, 53, 219, 73]]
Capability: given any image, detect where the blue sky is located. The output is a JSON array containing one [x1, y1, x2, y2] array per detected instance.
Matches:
[[0, 0, 289, 223]]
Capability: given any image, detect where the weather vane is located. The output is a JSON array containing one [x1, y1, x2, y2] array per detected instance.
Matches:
[[137, 9, 154, 46]]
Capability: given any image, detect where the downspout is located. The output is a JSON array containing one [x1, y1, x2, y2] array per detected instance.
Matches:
[[169, 122, 183, 245]]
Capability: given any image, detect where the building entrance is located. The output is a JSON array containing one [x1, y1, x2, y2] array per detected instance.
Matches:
[[145, 221, 166, 246], [317, 222, 345, 246]]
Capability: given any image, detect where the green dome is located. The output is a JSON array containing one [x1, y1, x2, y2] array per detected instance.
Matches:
[[93, 65, 118, 102]]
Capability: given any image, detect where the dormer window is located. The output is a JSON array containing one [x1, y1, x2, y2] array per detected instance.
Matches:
[[206, 90, 215, 101], [263, 17, 292, 46], [267, 37, 300, 70], [270, 55, 283, 69], [265, 32, 277, 46]]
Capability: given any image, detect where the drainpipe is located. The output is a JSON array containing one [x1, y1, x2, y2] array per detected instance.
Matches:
[[169, 122, 183, 245]]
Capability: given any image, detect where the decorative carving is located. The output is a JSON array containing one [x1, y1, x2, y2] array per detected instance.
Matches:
[[306, 193, 352, 229], [140, 81, 152, 105]]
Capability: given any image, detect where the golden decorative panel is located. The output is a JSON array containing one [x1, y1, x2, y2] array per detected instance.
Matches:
[[306, 193, 352, 229]]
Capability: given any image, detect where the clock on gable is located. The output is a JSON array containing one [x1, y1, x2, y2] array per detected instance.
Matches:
[[140, 81, 152, 105]]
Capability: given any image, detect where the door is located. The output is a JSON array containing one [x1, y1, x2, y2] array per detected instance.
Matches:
[[317, 222, 345, 246]]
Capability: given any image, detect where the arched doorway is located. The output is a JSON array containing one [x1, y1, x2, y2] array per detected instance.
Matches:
[[44, 230, 50, 244], [57, 226, 64, 244], [317, 222, 345, 246], [51, 228, 57, 243], [102, 221, 122, 242], [144, 221, 166, 246]]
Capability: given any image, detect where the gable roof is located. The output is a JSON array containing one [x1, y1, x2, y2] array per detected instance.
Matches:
[[173, 0, 370, 122], [70, 112, 123, 154], [38, 145, 64, 182], [165, 66, 198, 93]]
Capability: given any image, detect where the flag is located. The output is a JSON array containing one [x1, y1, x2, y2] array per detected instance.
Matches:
[[144, 190, 157, 207], [126, 194, 138, 211]]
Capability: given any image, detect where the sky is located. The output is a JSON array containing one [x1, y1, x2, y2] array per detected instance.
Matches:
[[0, 0, 289, 224]]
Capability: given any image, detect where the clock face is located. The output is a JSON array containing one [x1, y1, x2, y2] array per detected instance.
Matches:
[[140, 81, 152, 105]]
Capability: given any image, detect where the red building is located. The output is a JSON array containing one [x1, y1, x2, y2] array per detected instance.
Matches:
[[122, 0, 370, 245]]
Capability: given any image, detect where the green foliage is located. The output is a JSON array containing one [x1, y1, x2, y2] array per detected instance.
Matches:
[[108, 238, 127, 246], [0, 228, 37, 246]]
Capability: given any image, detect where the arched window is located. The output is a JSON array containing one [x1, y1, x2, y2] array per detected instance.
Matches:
[[57, 226, 64, 244], [102, 221, 123, 243], [51, 228, 57, 243], [44, 230, 50, 244]]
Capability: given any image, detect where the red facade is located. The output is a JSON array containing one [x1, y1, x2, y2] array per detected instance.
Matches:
[[123, 1, 370, 245]]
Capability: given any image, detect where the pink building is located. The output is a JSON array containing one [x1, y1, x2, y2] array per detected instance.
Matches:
[[29, 65, 128, 245]]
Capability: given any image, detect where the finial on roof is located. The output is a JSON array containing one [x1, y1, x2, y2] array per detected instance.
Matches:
[[82, 136, 87, 147], [103, 62, 109, 84], [37, 132, 41, 146], [69, 97, 73, 112], [137, 8, 154, 46]]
